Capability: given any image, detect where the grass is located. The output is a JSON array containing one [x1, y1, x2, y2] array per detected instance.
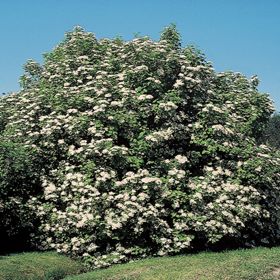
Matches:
[[64, 247, 280, 280], [0, 251, 84, 280], [2, 247, 280, 280]]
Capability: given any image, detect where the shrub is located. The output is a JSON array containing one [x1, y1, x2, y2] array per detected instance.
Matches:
[[0, 141, 42, 252], [1, 25, 279, 267]]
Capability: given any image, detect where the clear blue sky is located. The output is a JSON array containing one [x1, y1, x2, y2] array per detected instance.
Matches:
[[1, 0, 280, 111]]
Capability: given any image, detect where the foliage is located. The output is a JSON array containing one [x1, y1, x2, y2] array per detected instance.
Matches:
[[0, 141, 42, 252], [0, 25, 279, 267], [260, 113, 280, 149], [160, 23, 181, 49]]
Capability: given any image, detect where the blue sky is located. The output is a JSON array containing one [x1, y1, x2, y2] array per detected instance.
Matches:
[[1, 0, 280, 111]]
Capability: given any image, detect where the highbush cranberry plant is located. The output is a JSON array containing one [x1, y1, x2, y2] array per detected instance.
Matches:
[[0, 25, 280, 267]]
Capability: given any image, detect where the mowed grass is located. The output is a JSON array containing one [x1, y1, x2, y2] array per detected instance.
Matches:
[[65, 247, 280, 280], [0, 251, 84, 280], [2, 247, 280, 280]]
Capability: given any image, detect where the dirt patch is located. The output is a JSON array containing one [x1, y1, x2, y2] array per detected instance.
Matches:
[[271, 267, 280, 279]]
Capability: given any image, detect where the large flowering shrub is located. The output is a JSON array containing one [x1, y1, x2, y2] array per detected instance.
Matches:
[[1, 25, 280, 266]]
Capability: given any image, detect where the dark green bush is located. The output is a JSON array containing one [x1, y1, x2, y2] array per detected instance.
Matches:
[[0, 141, 42, 252]]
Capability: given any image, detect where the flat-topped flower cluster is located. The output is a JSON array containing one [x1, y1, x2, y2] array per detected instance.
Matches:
[[1, 26, 280, 267]]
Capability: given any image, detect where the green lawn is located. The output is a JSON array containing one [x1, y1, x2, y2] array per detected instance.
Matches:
[[0, 251, 84, 280], [2, 247, 280, 280], [64, 247, 280, 280]]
